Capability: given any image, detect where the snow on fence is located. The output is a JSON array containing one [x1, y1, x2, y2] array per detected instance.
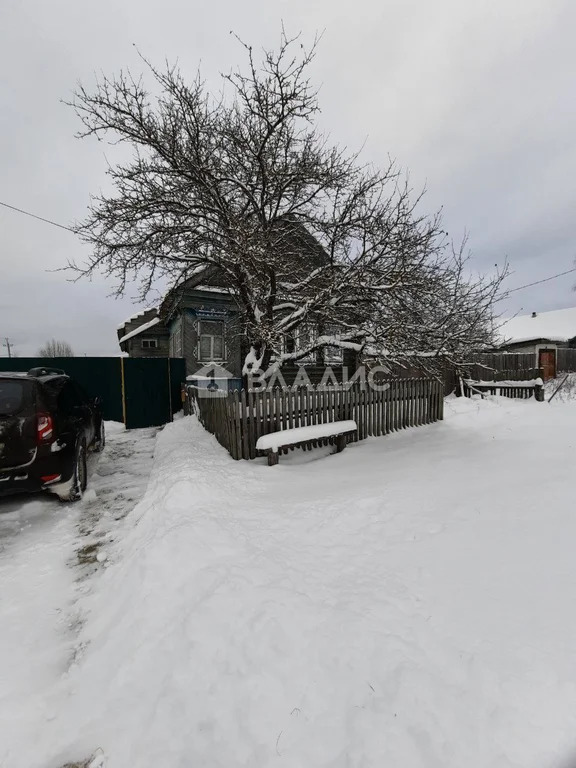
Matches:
[[187, 378, 444, 461], [462, 374, 544, 401]]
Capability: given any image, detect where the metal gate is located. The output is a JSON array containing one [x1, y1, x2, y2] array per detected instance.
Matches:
[[0, 357, 186, 429]]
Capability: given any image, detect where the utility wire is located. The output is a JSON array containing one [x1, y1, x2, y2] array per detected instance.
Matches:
[[506, 267, 576, 294], [1, 197, 575, 295], [0, 200, 75, 233]]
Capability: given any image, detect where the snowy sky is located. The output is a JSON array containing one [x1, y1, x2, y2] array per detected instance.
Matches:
[[1, 0, 575, 357]]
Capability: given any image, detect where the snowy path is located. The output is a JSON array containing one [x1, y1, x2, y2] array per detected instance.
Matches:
[[4, 399, 576, 767], [0, 424, 158, 768]]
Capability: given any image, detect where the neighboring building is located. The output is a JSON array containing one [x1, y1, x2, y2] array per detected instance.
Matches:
[[117, 308, 170, 358], [498, 307, 576, 379]]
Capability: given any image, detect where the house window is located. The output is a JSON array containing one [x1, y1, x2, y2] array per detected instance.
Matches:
[[296, 323, 317, 362], [323, 325, 343, 363], [198, 320, 225, 361], [141, 338, 158, 350]]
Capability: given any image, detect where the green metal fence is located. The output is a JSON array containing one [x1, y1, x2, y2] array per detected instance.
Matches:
[[0, 357, 186, 429]]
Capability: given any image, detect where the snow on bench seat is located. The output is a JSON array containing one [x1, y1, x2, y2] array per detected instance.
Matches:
[[465, 378, 543, 387], [256, 421, 357, 465]]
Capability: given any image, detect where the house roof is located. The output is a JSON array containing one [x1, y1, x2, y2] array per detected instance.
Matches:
[[159, 218, 329, 322], [117, 307, 158, 331], [499, 306, 576, 345], [119, 316, 162, 343]]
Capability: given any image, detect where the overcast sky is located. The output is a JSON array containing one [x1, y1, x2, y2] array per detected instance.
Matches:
[[1, 0, 575, 357]]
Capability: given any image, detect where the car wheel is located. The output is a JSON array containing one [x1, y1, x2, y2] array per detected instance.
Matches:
[[61, 440, 87, 502], [93, 421, 106, 453]]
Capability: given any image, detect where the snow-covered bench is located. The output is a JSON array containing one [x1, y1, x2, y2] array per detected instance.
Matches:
[[463, 378, 544, 401], [255, 420, 358, 466]]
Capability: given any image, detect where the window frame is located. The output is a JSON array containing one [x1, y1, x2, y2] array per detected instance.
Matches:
[[141, 337, 159, 350], [197, 319, 225, 362]]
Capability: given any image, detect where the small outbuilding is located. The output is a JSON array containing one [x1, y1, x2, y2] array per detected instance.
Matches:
[[498, 307, 576, 379]]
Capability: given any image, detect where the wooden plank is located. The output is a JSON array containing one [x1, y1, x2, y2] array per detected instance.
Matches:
[[422, 379, 430, 424], [371, 385, 377, 437], [287, 387, 294, 431], [254, 387, 263, 446], [310, 387, 318, 447], [383, 384, 388, 434], [246, 390, 254, 459], [304, 386, 311, 452], [240, 389, 249, 459], [232, 390, 242, 459], [320, 387, 328, 446], [374, 383, 381, 437], [366, 386, 371, 438], [279, 387, 288, 454], [274, 388, 282, 436], [380, 383, 386, 436], [311, 387, 318, 448]]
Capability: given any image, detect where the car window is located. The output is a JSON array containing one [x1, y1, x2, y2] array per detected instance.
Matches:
[[0, 380, 30, 416], [57, 381, 83, 412], [73, 382, 92, 405]]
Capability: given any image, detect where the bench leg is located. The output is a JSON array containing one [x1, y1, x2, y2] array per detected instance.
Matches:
[[335, 434, 347, 453], [268, 450, 279, 466]]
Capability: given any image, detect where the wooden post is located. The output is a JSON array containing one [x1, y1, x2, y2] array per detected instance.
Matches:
[[120, 357, 127, 426], [335, 433, 347, 452], [240, 389, 249, 460]]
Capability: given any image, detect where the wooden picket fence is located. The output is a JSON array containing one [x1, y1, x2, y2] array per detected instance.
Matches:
[[187, 378, 444, 460]]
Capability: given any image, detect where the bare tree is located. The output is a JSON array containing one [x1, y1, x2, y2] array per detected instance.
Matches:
[[38, 339, 74, 357], [69, 31, 506, 375]]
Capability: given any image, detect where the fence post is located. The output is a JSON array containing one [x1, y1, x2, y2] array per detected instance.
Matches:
[[534, 382, 545, 402]]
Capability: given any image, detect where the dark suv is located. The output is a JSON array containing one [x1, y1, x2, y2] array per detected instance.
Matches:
[[0, 368, 105, 502]]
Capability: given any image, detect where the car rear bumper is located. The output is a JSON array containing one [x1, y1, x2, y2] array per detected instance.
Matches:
[[0, 451, 74, 498]]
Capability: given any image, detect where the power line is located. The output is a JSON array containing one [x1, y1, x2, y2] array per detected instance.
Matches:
[[0, 200, 75, 233], [1, 196, 575, 295], [506, 267, 576, 294]]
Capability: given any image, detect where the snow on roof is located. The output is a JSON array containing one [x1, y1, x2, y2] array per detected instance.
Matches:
[[117, 308, 158, 331], [119, 316, 161, 343], [499, 306, 576, 345]]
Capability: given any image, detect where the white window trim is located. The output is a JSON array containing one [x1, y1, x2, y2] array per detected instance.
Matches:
[[197, 320, 226, 362], [141, 338, 159, 349]]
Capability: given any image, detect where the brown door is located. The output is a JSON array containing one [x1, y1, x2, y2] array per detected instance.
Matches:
[[538, 348, 557, 381]]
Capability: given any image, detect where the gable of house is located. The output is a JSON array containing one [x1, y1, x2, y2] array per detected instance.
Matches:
[[117, 308, 171, 358], [158, 219, 333, 376]]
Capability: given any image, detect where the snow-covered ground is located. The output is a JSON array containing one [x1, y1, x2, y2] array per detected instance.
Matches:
[[3, 396, 576, 768], [0, 423, 158, 768]]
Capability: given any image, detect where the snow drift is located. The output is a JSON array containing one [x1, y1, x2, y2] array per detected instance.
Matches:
[[5, 397, 576, 768]]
